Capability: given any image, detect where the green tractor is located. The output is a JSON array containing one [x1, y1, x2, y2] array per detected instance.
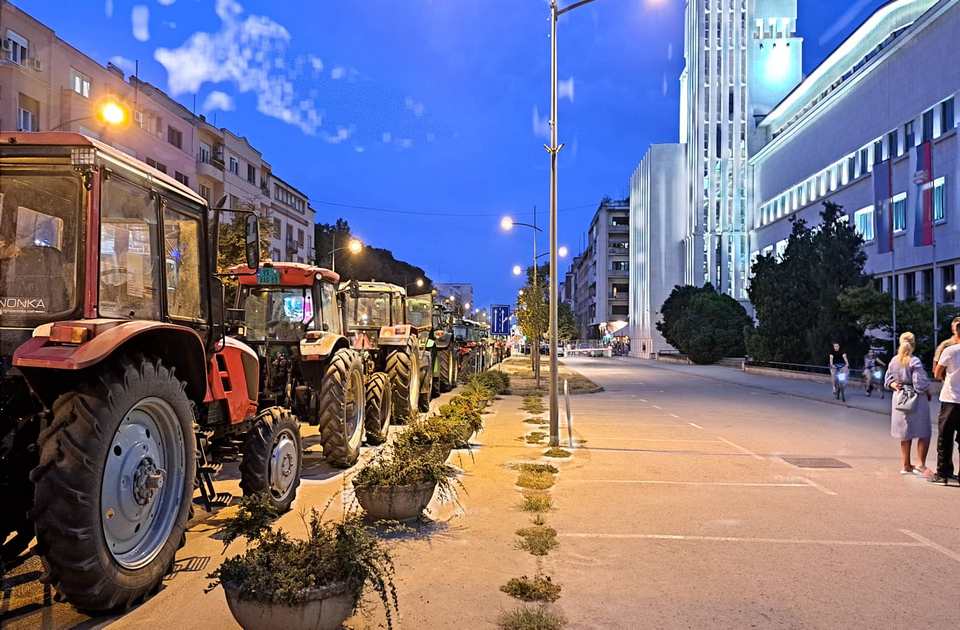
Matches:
[[405, 295, 458, 397], [340, 281, 430, 422]]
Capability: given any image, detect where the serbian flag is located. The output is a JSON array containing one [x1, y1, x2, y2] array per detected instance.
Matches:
[[874, 159, 893, 254], [913, 142, 934, 247]]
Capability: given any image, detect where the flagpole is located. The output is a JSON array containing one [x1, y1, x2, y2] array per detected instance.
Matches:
[[933, 234, 939, 348]]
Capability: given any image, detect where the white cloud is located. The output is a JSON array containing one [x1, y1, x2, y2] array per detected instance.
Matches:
[[108, 55, 136, 75], [154, 0, 321, 134], [426, 132, 436, 143], [331, 66, 346, 80], [661, 73, 668, 97], [404, 96, 425, 117], [532, 105, 550, 139], [558, 77, 575, 103], [203, 90, 235, 112], [132, 5, 150, 42], [381, 131, 392, 144], [354, 146, 365, 153], [308, 55, 324, 72], [819, 0, 872, 45], [163, 20, 177, 29], [397, 138, 413, 150], [105, 0, 114, 18], [667, 43, 673, 61], [324, 127, 351, 144], [157, 0, 176, 5]]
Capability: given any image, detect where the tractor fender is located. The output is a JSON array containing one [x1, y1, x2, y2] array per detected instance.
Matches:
[[208, 337, 260, 424], [13, 319, 208, 404], [377, 324, 414, 347], [300, 330, 349, 363]]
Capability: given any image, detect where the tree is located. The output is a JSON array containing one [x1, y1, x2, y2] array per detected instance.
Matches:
[[838, 285, 960, 365], [657, 284, 751, 364], [314, 219, 433, 292], [516, 263, 549, 385], [558, 302, 578, 342], [747, 201, 867, 365]]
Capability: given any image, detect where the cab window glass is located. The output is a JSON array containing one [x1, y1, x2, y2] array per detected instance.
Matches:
[[100, 177, 160, 319], [163, 205, 205, 320], [391, 295, 404, 325], [320, 283, 340, 334]]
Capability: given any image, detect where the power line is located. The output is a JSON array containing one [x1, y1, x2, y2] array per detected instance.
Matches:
[[312, 199, 597, 218]]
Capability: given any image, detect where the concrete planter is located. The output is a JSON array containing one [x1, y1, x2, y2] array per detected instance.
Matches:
[[353, 479, 437, 521], [222, 581, 356, 630]]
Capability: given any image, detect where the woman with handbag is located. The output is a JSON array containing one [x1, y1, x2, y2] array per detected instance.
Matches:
[[885, 332, 932, 474]]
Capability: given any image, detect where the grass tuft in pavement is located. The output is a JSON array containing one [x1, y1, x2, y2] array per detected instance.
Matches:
[[497, 606, 567, 630], [520, 493, 552, 512], [513, 463, 558, 474], [500, 574, 562, 602], [516, 518, 558, 556], [516, 469, 555, 490], [525, 432, 547, 444], [524, 417, 544, 424], [542, 448, 571, 458]]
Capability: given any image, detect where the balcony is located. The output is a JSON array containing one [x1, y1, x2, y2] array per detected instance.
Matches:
[[197, 159, 223, 180]]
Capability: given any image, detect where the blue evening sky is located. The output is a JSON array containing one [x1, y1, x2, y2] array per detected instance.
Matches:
[[20, 0, 887, 308]]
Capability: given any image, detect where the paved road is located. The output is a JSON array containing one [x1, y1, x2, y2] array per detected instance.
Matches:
[[549, 356, 960, 629]]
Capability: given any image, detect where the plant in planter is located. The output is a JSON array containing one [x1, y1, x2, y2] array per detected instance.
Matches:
[[437, 397, 484, 437], [207, 493, 399, 630], [395, 411, 472, 454], [353, 441, 463, 522]]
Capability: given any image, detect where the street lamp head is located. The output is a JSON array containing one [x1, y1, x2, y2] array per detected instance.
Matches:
[[463, 302, 471, 310], [98, 100, 127, 126], [512, 264, 523, 276], [416, 278, 424, 288], [500, 216, 515, 232], [558, 245, 569, 258], [347, 239, 363, 254]]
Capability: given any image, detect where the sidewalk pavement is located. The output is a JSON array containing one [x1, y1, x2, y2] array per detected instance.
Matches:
[[612, 356, 937, 418]]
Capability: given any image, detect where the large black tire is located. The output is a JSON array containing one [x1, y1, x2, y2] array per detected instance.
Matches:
[[419, 356, 434, 413], [1, 415, 38, 563], [364, 372, 392, 445], [239, 407, 302, 512], [436, 348, 454, 393], [317, 349, 365, 468], [386, 341, 420, 424], [30, 356, 195, 612]]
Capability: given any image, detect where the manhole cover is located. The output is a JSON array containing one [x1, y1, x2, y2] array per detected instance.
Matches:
[[781, 457, 851, 469]]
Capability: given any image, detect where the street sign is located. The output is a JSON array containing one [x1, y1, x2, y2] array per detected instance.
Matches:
[[490, 304, 511, 336]]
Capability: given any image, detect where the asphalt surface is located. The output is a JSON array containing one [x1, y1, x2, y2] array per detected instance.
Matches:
[[549, 357, 960, 629]]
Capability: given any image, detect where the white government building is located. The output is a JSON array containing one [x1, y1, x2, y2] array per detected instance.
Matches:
[[630, 0, 959, 357]]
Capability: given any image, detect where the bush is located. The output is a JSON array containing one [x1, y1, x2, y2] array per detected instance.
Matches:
[[500, 574, 562, 602], [207, 494, 399, 627], [353, 441, 462, 503], [498, 606, 566, 630], [474, 370, 510, 394], [657, 284, 751, 364]]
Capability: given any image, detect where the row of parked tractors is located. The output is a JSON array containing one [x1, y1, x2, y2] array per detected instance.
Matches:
[[0, 132, 499, 613]]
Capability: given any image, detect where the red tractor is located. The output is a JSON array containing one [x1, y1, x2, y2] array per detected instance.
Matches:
[[0, 133, 281, 611], [228, 262, 372, 469]]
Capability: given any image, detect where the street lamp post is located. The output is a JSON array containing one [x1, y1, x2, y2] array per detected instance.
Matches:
[[502, 211, 544, 388], [328, 237, 363, 273]]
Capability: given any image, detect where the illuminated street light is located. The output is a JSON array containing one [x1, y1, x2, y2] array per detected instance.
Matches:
[[330, 237, 363, 273], [464, 302, 471, 310], [347, 238, 363, 254], [512, 265, 523, 276], [500, 216, 515, 231], [99, 100, 127, 126], [558, 245, 569, 258]]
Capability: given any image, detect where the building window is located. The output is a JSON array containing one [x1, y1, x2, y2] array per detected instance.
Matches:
[[70, 68, 91, 98], [5, 30, 29, 65], [199, 142, 211, 164], [922, 268, 934, 303], [611, 261, 629, 272], [905, 120, 915, 149], [247, 164, 256, 185], [775, 239, 788, 259], [854, 206, 875, 242], [892, 193, 907, 232], [297, 228, 304, 245], [922, 109, 934, 143], [944, 265, 957, 303], [873, 139, 883, 165], [198, 184, 211, 202], [933, 177, 946, 223], [272, 218, 281, 239], [942, 97, 956, 133], [174, 171, 189, 187], [229, 157, 239, 175], [167, 126, 183, 149], [271, 248, 281, 262], [887, 130, 899, 159], [905, 273, 916, 301]]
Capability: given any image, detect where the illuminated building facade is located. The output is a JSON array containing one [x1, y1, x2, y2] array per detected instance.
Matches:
[[751, 0, 959, 306], [680, 0, 802, 298]]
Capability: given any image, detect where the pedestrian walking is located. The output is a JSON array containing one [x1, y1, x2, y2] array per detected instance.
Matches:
[[885, 332, 931, 474], [930, 317, 960, 484]]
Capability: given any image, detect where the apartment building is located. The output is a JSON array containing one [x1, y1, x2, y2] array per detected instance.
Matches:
[[269, 175, 314, 263], [568, 198, 630, 339]]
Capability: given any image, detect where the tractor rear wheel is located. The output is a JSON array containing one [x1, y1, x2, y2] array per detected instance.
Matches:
[[30, 356, 194, 612], [364, 372, 392, 445], [239, 407, 302, 512], [386, 341, 420, 424], [317, 349, 365, 468], [419, 357, 434, 413], [436, 348, 454, 393]]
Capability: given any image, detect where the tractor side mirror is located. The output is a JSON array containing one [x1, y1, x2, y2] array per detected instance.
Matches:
[[245, 213, 260, 270]]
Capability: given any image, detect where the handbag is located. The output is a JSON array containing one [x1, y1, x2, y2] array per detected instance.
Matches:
[[895, 385, 919, 413]]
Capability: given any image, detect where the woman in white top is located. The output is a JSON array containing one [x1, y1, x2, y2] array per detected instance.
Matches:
[[884, 332, 932, 474]]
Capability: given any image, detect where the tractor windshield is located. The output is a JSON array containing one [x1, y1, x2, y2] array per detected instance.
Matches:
[[242, 287, 315, 342], [406, 294, 432, 329], [0, 164, 82, 324], [350, 293, 391, 327]]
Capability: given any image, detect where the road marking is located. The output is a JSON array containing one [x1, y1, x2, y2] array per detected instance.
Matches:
[[688, 422, 704, 430], [652, 404, 663, 410], [566, 479, 812, 488], [900, 529, 960, 564], [571, 437, 725, 444], [716, 437, 765, 461], [669, 413, 680, 418], [798, 476, 838, 496], [559, 533, 926, 547]]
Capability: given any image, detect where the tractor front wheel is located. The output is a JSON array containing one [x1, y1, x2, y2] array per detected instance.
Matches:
[[239, 407, 302, 512], [364, 372, 392, 445], [30, 356, 194, 612], [436, 348, 454, 393], [386, 342, 420, 424], [317, 349, 365, 468]]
